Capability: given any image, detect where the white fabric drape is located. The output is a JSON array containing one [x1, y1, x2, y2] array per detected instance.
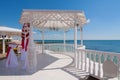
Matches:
[[6, 43, 18, 67], [21, 39, 27, 61], [27, 26, 37, 73]]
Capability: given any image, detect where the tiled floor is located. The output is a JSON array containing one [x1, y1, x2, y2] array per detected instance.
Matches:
[[0, 50, 80, 80]]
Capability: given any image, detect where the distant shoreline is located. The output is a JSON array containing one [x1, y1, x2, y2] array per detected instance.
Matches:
[[34, 40, 120, 44], [34, 40, 120, 53]]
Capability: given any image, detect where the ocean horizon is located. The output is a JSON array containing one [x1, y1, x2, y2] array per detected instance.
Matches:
[[34, 40, 120, 53]]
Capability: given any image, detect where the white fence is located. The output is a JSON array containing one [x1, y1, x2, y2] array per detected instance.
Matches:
[[76, 49, 120, 79], [35, 43, 120, 79]]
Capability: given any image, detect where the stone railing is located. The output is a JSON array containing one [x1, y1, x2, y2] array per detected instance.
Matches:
[[76, 49, 120, 80]]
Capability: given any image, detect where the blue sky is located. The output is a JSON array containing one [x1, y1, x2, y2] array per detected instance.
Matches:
[[0, 0, 120, 40]]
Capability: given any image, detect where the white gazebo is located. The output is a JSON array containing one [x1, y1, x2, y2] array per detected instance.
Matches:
[[19, 9, 88, 72], [0, 26, 21, 54]]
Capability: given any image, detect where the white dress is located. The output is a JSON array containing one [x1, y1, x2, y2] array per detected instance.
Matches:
[[6, 43, 18, 67], [21, 37, 29, 69]]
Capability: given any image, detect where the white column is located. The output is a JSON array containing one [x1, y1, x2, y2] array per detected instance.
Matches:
[[64, 31, 66, 53], [74, 26, 78, 68], [42, 30, 44, 54], [74, 26, 77, 51], [2, 36, 5, 54], [80, 27, 83, 46]]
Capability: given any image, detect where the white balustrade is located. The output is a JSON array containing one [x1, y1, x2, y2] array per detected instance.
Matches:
[[35, 43, 120, 79], [76, 49, 120, 79]]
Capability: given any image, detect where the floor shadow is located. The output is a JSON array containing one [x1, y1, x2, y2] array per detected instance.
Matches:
[[36, 53, 58, 70], [0, 53, 58, 76]]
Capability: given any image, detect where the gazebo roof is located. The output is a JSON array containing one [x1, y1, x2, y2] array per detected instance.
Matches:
[[0, 26, 21, 36], [19, 9, 87, 30]]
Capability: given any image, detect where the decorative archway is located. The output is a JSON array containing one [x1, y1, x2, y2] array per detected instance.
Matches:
[[19, 9, 87, 72]]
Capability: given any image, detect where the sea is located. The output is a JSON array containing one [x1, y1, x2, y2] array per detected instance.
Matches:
[[34, 40, 120, 53]]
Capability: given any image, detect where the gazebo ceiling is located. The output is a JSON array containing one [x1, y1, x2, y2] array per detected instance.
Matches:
[[19, 9, 87, 30]]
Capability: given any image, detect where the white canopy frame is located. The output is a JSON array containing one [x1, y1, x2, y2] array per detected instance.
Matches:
[[19, 9, 88, 70], [20, 10, 87, 29]]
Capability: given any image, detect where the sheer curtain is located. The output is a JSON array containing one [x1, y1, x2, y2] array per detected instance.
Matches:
[[6, 43, 18, 67], [27, 25, 37, 73]]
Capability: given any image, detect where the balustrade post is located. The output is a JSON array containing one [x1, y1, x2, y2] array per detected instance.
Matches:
[[77, 50, 79, 69], [88, 52, 90, 72], [98, 53, 101, 77], [102, 54, 107, 78], [82, 50, 84, 70], [84, 50, 87, 71], [89, 51, 91, 74], [118, 60, 120, 80], [93, 52, 96, 75], [80, 50, 82, 69]]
